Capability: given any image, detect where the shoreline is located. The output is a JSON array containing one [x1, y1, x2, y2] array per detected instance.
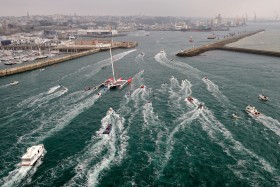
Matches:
[[0, 42, 137, 77]]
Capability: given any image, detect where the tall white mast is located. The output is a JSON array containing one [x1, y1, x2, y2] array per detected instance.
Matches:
[[109, 26, 116, 82]]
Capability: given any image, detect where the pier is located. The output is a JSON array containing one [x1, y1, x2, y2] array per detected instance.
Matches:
[[176, 29, 275, 57], [0, 41, 138, 77]]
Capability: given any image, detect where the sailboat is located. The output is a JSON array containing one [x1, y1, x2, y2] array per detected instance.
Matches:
[[100, 28, 132, 90]]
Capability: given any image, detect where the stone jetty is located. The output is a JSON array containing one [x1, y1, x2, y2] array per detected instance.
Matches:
[[176, 29, 273, 57]]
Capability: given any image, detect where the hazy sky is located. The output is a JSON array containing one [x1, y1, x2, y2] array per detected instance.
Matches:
[[1, 0, 280, 18]]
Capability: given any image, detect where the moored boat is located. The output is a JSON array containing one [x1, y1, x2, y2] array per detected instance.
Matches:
[[207, 34, 216, 39], [21, 144, 45, 166]]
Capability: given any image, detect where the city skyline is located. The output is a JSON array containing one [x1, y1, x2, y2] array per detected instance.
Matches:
[[1, 0, 280, 19]]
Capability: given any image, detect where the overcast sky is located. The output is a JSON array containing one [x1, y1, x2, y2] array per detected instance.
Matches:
[[1, 0, 280, 18]]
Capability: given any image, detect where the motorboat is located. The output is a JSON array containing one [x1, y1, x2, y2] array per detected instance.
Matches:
[[207, 34, 216, 39], [10, 81, 19, 85], [102, 124, 112, 134], [140, 85, 145, 89], [107, 107, 114, 115], [198, 104, 203, 109], [185, 96, 194, 104], [231, 114, 240, 119], [202, 77, 208, 81], [245, 105, 261, 117], [160, 49, 164, 53], [259, 94, 269, 101], [21, 144, 45, 166]]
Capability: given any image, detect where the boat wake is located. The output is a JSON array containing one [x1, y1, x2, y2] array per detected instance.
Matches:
[[202, 77, 229, 104], [47, 85, 61, 94], [0, 159, 43, 187], [154, 52, 201, 80], [63, 108, 126, 187], [135, 52, 145, 63], [168, 77, 192, 111], [255, 115, 280, 137], [17, 85, 67, 108], [17, 88, 105, 145], [198, 107, 280, 185]]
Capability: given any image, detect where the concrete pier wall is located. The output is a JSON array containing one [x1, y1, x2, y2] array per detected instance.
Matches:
[[176, 29, 266, 57], [217, 46, 280, 57]]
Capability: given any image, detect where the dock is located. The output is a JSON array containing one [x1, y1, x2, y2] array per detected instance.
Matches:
[[176, 29, 277, 57], [0, 41, 138, 77]]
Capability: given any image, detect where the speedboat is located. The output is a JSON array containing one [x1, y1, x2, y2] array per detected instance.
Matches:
[[140, 85, 145, 89], [259, 94, 268, 101], [198, 104, 203, 109], [185, 96, 194, 104], [245, 105, 261, 117], [10, 81, 19, 85], [107, 107, 114, 115], [103, 124, 112, 134], [231, 114, 240, 119], [21, 144, 45, 166], [160, 49, 164, 53], [202, 77, 208, 81]]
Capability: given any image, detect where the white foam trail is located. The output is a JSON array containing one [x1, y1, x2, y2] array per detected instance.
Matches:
[[130, 69, 144, 91], [168, 77, 192, 111], [47, 85, 61, 94], [0, 159, 43, 187], [202, 78, 229, 104], [154, 52, 201, 79], [255, 115, 280, 137], [17, 89, 105, 145], [135, 53, 145, 63], [198, 107, 279, 184], [163, 108, 201, 166], [64, 109, 126, 187]]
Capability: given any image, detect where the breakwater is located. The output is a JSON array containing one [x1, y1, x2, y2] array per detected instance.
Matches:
[[176, 29, 266, 57], [0, 41, 138, 77], [216, 46, 280, 57]]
